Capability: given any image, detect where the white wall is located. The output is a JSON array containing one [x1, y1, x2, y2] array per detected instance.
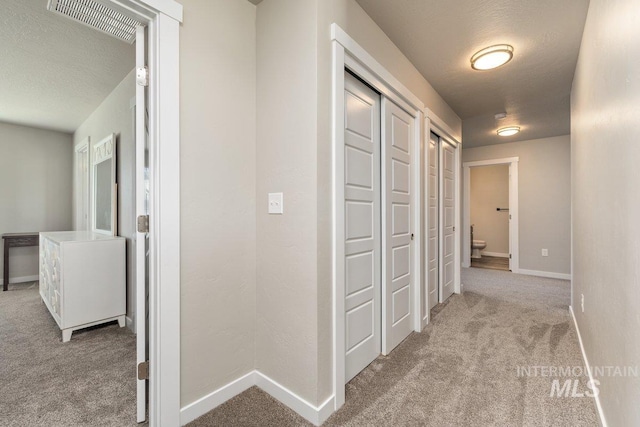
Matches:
[[571, 0, 640, 424], [470, 165, 509, 255], [74, 68, 136, 328], [179, 0, 257, 408], [463, 135, 571, 275], [0, 121, 73, 284]]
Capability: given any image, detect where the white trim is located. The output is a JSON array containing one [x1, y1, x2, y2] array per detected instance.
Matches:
[[331, 23, 424, 412], [517, 269, 571, 281], [463, 157, 519, 273], [180, 371, 255, 426], [425, 115, 462, 304], [0, 274, 39, 286], [74, 137, 90, 231], [179, 371, 335, 427], [103, 1, 182, 425], [570, 307, 608, 426], [425, 107, 460, 143], [255, 372, 335, 427], [480, 251, 509, 258]]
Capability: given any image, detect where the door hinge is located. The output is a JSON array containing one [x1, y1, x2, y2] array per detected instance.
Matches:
[[136, 66, 149, 87], [453, 226, 456, 232], [509, 254, 512, 259], [411, 233, 414, 241], [137, 215, 149, 233], [138, 361, 149, 380]]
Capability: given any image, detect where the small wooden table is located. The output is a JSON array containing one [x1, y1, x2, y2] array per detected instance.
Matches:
[[2, 232, 39, 291]]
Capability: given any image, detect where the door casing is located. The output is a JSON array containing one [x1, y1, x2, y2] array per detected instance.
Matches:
[[332, 24, 425, 410]]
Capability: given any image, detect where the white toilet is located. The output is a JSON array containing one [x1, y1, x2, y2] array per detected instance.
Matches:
[[471, 239, 487, 259]]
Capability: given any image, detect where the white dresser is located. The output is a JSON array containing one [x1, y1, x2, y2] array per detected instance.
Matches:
[[39, 231, 126, 342]]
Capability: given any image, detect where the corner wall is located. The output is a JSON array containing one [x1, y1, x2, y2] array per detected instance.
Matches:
[[571, 0, 640, 424], [0, 121, 73, 284], [179, 0, 257, 409], [462, 135, 571, 275]]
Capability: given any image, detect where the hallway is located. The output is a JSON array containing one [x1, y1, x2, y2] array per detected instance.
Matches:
[[188, 269, 598, 426]]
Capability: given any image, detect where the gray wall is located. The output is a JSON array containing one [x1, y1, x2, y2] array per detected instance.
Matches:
[[73, 69, 136, 329], [463, 135, 571, 275], [470, 165, 509, 255], [179, 0, 257, 407], [0, 121, 73, 284], [571, 0, 640, 424], [176, 0, 460, 410]]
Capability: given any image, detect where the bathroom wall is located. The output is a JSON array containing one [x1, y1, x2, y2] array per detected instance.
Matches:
[[470, 164, 509, 256], [462, 135, 571, 276]]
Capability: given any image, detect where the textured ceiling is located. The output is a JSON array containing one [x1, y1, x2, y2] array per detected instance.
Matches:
[[0, 0, 135, 133], [356, 0, 590, 147]]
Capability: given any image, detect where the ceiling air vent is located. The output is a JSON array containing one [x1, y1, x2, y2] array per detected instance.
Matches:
[[47, 0, 142, 44]]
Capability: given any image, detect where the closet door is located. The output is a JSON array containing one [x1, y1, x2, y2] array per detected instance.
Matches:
[[382, 97, 414, 354], [440, 140, 456, 302], [344, 71, 381, 382], [427, 132, 439, 311]]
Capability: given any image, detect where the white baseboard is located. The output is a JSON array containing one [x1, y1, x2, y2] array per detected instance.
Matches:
[[481, 251, 509, 258], [570, 306, 607, 426], [517, 269, 571, 280], [180, 370, 335, 426], [255, 371, 335, 426], [180, 371, 255, 425], [0, 274, 39, 286]]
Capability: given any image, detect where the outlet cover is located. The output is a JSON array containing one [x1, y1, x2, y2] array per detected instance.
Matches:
[[268, 192, 283, 214]]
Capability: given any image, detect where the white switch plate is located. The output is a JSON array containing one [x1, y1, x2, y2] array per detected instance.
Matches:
[[268, 192, 283, 214], [541, 248, 548, 257]]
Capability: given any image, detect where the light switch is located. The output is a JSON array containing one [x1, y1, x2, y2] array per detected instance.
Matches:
[[268, 192, 283, 214], [541, 249, 549, 257]]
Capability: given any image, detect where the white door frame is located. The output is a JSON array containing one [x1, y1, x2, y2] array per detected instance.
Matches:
[[74, 137, 90, 231], [424, 111, 462, 310], [332, 24, 424, 410], [462, 157, 519, 273], [104, 1, 182, 425]]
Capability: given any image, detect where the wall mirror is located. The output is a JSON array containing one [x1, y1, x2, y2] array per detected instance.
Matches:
[[92, 134, 117, 235]]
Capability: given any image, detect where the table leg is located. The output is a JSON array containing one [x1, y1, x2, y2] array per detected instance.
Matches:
[[3, 239, 9, 291]]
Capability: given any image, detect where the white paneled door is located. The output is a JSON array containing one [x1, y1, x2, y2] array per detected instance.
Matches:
[[382, 97, 414, 354], [344, 71, 381, 382], [427, 132, 439, 312], [440, 141, 456, 302]]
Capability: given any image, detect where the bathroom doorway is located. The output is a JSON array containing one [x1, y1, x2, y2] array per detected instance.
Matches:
[[462, 158, 519, 273]]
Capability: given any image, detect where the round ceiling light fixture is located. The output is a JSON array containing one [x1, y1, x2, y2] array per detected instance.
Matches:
[[471, 44, 514, 70], [497, 126, 520, 137]]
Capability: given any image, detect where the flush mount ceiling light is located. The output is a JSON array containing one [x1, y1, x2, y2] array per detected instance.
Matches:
[[497, 126, 520, 137], [471, 45, 514, 70]]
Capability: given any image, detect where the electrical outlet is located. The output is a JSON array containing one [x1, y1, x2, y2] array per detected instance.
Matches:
[[268, 192, 283, 214], [581, 294, 585, 313], [541, 248, 549, 257]]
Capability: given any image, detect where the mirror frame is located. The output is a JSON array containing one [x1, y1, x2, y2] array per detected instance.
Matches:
[[92, 133, 117, 235]]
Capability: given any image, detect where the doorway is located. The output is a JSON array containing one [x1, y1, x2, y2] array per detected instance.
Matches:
[[343, 70, 416, 382], [463, 158, 519, 273], [424, 131, 460, 315]]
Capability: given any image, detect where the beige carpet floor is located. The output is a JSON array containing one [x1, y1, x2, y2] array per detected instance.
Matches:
[[188, 268, 599, 426], [0, 281, 137, 426]]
